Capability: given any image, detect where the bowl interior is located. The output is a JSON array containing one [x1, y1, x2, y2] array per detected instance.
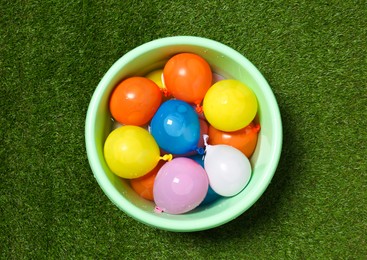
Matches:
[[85, 36, 282, 232]]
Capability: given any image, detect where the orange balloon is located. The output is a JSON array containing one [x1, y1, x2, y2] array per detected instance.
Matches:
[[130, 161, 164, 201], [163, 53, 212, 106], [109, 77, 162, 126], [208, 122, 261, 158]]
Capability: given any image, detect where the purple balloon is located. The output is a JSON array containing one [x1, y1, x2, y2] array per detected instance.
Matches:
[[153, 158, 209, 214]]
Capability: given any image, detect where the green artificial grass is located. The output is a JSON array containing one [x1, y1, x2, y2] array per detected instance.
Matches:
[[1, 0, 366, 258]]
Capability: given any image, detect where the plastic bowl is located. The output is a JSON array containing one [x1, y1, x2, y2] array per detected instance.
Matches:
[[85, 36, 282, 232]]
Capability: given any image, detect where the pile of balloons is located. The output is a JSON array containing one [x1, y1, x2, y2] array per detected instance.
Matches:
[[104, 53, 261, 215]]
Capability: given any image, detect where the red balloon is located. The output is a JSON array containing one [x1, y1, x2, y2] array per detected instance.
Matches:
[[208, 122, 261, 158], [197, 118, 209, 149], [163, 53, 212, 106], [109, 77, 162, 126]]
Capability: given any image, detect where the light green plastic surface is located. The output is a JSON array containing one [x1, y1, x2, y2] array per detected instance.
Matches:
[[85, 36, 282, 232]]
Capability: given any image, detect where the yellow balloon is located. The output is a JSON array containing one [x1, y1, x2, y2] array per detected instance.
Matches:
[[146, 69, 171, 100], [104, 125, 161, 179], [145, 69, 164, 90], [203, 79, 258, 132]]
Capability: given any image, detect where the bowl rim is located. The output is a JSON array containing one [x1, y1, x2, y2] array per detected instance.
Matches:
[[85, 36, 283, 232]]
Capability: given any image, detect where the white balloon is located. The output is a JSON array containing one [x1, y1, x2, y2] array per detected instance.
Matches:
[[204, 144, 252, 197]]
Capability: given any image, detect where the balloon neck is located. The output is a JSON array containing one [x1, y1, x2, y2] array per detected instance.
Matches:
[[161, 87, 170, 97], [203, 134, 209, 147], [195, 104, 203, 114], [160, 154, 173, 162]]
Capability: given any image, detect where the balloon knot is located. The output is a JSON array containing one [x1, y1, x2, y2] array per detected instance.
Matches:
[[160, 74, 170, 97], [195, 104, 203, 113], [196, 147, 205, 155], [160, 154, 173, 162], [154, 206, 163, 213]]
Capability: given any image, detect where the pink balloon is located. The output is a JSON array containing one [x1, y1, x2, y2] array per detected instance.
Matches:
[[153, 158, 209, 214], [212, 72, 225, 84]]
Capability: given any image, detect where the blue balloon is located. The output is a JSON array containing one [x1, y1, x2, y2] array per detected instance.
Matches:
[[201, 185, 221, 205], [151, 100, 200, 155], [189, 154, 221, 205]]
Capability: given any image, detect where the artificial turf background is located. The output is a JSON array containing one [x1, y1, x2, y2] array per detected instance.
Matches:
[[1, 0, 366, 258]]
